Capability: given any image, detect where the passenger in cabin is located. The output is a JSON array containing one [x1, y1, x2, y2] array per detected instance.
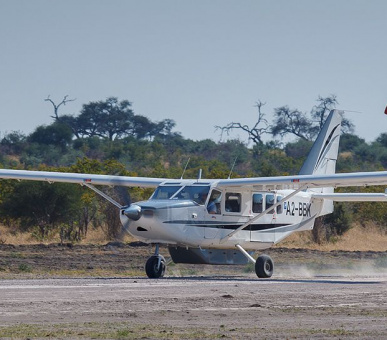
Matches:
[[252, 194, 263, 213]]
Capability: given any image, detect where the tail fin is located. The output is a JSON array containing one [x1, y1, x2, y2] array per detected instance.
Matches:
[[299, 110, 343, 216], [299, 110, 343, 176]]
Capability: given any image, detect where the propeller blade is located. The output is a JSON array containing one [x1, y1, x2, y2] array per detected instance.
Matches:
[[114, 186, 132, 207]]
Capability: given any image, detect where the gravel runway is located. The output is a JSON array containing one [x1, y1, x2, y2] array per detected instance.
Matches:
[[0, 275, 386, 339]]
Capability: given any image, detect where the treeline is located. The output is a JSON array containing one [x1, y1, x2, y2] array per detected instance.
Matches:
[[0, 96, 387, 244]]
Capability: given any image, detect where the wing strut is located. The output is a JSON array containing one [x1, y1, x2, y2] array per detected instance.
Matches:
[[83, 182, 123, 209], [220, 184, 308, 244]]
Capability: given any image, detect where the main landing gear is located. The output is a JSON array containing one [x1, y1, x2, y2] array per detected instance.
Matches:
[[236, 244, 274, 278], [255, 254, 274, 278], [144, 244, 274, 279], [145, 244, 166, 278]]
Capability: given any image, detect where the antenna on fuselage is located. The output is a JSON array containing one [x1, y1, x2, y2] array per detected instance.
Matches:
[[197, 168, 202, 181], [180, 157, 190, 179], [227, 157, 238, 179]]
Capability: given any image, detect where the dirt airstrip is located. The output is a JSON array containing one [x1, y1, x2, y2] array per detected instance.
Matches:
[[0, 243, 386, 339]]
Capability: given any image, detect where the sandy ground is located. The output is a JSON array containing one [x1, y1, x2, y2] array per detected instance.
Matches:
[[0, 244, 386, 339], [0, 276, 386, 339]]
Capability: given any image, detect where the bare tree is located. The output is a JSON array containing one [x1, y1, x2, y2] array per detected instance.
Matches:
[[311, 95, 354, 134], [271, 106, 314, 141], [311, 95, 338, 129], [44, 95, 76, 121], [215, 101, 269, 145], [44, 95, 80, 138]]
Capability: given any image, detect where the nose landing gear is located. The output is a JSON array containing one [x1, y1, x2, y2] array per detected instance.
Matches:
[[145, 244, 166, 278]]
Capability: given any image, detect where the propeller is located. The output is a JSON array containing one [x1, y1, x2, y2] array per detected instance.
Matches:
[[114, 185, 132, 208], [114, 186, 142, 220], [110, 185, 143, 243]]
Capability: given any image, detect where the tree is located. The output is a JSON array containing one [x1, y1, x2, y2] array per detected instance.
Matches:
[[0, 181, 82, 239], [271, 106, 314, 141], [311, 95, 353, 134], [374, 133, 387, 148], [271, 95, 354, 141], [339, 134, 366, 152], [77, 97, 134, 140], [52, 97, 177, 142], [28, 122, 73, 151], [0, 131, 27, 155], [45, 95, 76, 121], [215, 101, 269, 145]]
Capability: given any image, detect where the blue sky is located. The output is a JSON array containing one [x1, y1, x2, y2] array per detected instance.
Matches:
[[1, 0, 386, 143]]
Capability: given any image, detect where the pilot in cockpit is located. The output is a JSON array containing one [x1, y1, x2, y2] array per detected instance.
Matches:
[[207, 190, 222, 214]]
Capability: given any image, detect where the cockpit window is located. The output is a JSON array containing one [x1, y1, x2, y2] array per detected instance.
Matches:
[[151, 186, 182, 199], [173, 185, 210, 204]]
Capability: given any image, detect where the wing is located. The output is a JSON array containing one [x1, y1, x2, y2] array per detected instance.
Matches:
[[312, 193, 387, 201], [2, 168, 387, 194], [216, 171, 387, 190], [0, 169, 165, 188]]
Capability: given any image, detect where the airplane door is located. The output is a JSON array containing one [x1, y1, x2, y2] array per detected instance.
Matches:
[[250, 192, 277, 242], [204, 189, 222, 239]]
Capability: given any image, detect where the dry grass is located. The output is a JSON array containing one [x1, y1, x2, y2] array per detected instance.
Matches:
[[279, 222, 387, 251], [1, 223, 386, 251], [0, 224, 135, 246], [0, 225, 36, 245]]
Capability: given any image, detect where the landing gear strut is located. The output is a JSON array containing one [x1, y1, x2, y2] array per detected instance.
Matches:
[[236, 244, 274, 278], [145, 244, 166, 279]]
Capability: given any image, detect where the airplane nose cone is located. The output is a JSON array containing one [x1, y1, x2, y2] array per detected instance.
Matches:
[[123, 204, 142, 221]]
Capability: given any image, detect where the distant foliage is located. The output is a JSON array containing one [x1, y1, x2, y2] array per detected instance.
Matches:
[[1, 95, 387, 243]]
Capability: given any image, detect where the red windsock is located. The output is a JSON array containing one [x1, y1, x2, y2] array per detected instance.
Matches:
[[385, 106, 387, 115]]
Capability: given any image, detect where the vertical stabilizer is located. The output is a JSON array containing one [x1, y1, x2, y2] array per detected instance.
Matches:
[[299, 110, 343, 176], [299, 110, 343, 216]]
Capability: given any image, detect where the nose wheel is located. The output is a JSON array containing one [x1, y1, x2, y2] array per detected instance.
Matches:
[[145, 244, 166, 278]]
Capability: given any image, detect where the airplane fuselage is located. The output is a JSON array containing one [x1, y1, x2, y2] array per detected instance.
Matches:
[[121, 182, 325, 251]]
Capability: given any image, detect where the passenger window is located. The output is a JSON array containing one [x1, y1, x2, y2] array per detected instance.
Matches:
[[252, 194, 263, 213], [276, 195, 283, 214], [225, 193, 241, 213], [266, 194, 275, 214]]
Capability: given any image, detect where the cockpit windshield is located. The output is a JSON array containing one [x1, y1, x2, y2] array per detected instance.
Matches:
[[173, 185, 210, 204], [151, 186, 181, 200], [151, 184, 211, 204]]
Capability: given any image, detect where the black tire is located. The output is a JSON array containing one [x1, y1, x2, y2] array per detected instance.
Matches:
[[145, 255, 166, 278], [255, 254, 274, 278]]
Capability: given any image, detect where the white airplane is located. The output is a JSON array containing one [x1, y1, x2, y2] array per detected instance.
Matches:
[[1, 110, 387, 279]]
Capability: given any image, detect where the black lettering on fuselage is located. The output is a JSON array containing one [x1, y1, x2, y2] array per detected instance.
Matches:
[[285, 201, 311, 217]]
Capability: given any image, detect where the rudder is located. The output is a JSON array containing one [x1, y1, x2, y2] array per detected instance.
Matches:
[[299, 110, 343, 216], [299, 110, 343, 176]]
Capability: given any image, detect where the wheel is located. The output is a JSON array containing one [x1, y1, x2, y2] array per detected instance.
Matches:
[[145, 255, 166, 278], [255, 254, 274, 278]]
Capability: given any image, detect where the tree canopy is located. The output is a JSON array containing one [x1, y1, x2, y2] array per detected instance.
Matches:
[[0, 94, 386, 244], [51, 97, 177, 141]]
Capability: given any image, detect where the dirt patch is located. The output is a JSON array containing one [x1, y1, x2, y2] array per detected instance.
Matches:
[[0, 243, 386, 279]]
